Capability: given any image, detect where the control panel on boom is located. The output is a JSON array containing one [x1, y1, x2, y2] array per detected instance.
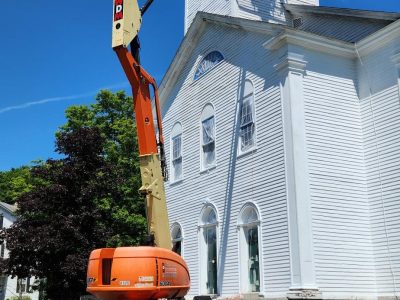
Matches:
[[86, 1, 191, 299]]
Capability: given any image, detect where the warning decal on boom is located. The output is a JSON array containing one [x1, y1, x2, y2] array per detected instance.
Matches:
[[114, 0, 124, 21]]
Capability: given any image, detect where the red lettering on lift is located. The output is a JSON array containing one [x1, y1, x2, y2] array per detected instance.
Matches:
[[114, 12, 123, 21], [114, 0, 124, 21]]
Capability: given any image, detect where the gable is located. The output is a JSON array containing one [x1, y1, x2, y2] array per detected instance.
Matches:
[[159, 13, 282, 109]]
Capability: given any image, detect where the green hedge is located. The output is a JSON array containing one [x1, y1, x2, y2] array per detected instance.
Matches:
[[6, 296, 32, 300]]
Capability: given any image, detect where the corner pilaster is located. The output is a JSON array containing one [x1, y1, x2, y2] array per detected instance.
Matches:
[[391, 51, 400, 105], [275, 54, 321, 299]]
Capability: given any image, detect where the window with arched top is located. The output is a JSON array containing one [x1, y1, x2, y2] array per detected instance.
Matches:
[[238, 80, 256, 154], [201, 206, 217, 225], [171, 223, 183, 256], [170, 122, 183, 182], [200, 104, 216, 170], [194, 51, 224, 80], [199, 204, 219, 295], [238, 204, 261, 293]]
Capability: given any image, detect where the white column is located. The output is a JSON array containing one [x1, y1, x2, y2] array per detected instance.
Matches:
[[391, 52, 400, 105], [275, 53, 321, 299]]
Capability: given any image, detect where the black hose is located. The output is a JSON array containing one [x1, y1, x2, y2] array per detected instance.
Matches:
[[141, 0, 154, 16], [130, 36, 141, 64]]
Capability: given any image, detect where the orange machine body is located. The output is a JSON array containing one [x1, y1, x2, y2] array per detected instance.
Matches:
[[87, 247, 190, 300]]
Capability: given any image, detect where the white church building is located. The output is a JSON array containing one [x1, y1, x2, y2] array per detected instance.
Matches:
[[160, 1, 400, 299]]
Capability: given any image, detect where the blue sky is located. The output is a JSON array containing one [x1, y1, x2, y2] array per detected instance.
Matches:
[[0, 0, 399, 171]]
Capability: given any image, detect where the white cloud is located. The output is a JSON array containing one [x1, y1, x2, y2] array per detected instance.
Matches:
[[0, 82, 129, 114]]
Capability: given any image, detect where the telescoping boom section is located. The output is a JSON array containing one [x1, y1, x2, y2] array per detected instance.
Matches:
[[86, 1, 190, 299]]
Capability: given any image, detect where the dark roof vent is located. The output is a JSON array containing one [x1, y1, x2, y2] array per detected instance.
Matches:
[[292, 17, 303, 29]]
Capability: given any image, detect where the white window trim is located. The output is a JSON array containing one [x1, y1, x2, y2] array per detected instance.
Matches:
[[199, 103, 217, 172], [171, 222, 184, 257], [237, 79, 258, 157], [193, 50, 225, 82], [237, 202, 264, 295], [170, 122, 183, 184], [198, 202, 220, 296], [16, 277, 31, 294]]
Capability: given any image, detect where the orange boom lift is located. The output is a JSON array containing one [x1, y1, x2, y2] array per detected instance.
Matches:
[[86, 1, 190, 299]]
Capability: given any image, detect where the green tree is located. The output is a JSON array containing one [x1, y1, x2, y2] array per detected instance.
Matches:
[[58, 90, 145, 246], [0, 165, 44, 204], [1, 127, 147, 300]]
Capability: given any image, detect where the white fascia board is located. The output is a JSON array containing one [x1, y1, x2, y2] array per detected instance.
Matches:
[[200, 13, 284, 34], [263, 28, 355, 58], [284, 4, 400, 21], [356, 18, 400, 56], [159, 15, 207, 108]]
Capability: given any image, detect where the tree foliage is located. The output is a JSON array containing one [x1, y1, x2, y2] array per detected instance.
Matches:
[[58, 90, 145, 246], [0, 165, 43, 204], [2, 90, 148, 299], [2, 127, 147, 299]]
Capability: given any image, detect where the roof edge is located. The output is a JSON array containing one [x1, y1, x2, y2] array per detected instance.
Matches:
[[357, 18, 400, 55], [0, 202, 17, 215], [159, 13, 207, 107], [284, 4, 400, 21], [264, 28, 355, 58]]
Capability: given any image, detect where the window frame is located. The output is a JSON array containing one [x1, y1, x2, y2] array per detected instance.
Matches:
[[170, 122, 183, 183], [237, 203, 263, 294], [198, 203, 219, 295], [238, 79, 257, 156], [16, 277, 30, 294], [171, 222, 184, 257], [200, 103, 217, 172], [194, 51, 225, 81]]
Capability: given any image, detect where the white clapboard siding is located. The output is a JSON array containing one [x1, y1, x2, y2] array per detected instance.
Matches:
[[163, 5, 400, 299], [185, 0, 231, 33], [288, 0, 319, 5], [236, 0, 286, 23], [303, 50, 377, 294], [292, 13, 389, 43], [162, 23, 291, 297], [185, 0, 320, 34], [236, 0, 318, 24], [358, 39, 400, 294]]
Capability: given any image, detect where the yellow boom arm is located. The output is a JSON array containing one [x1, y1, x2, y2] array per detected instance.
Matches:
[[112, 0, 142, 48]]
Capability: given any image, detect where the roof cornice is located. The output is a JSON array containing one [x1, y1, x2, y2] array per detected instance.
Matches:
[[159, 14, 207, 105], [198, 13, 283, 35], [0, 202, 17, 216], [356, 18, 400, 56], [284, 4, 400, 21], [263, 28, 355, 58]]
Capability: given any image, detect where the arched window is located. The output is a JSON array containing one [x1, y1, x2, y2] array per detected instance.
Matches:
[[238, 204, 261, 293], [170, 122, 183, 182], [200, 104, 216, 170], [199, 204, 218, 295], [194, 51, 224, 80], [171, 223, 183, 256], [239, 80, 256, 154]]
